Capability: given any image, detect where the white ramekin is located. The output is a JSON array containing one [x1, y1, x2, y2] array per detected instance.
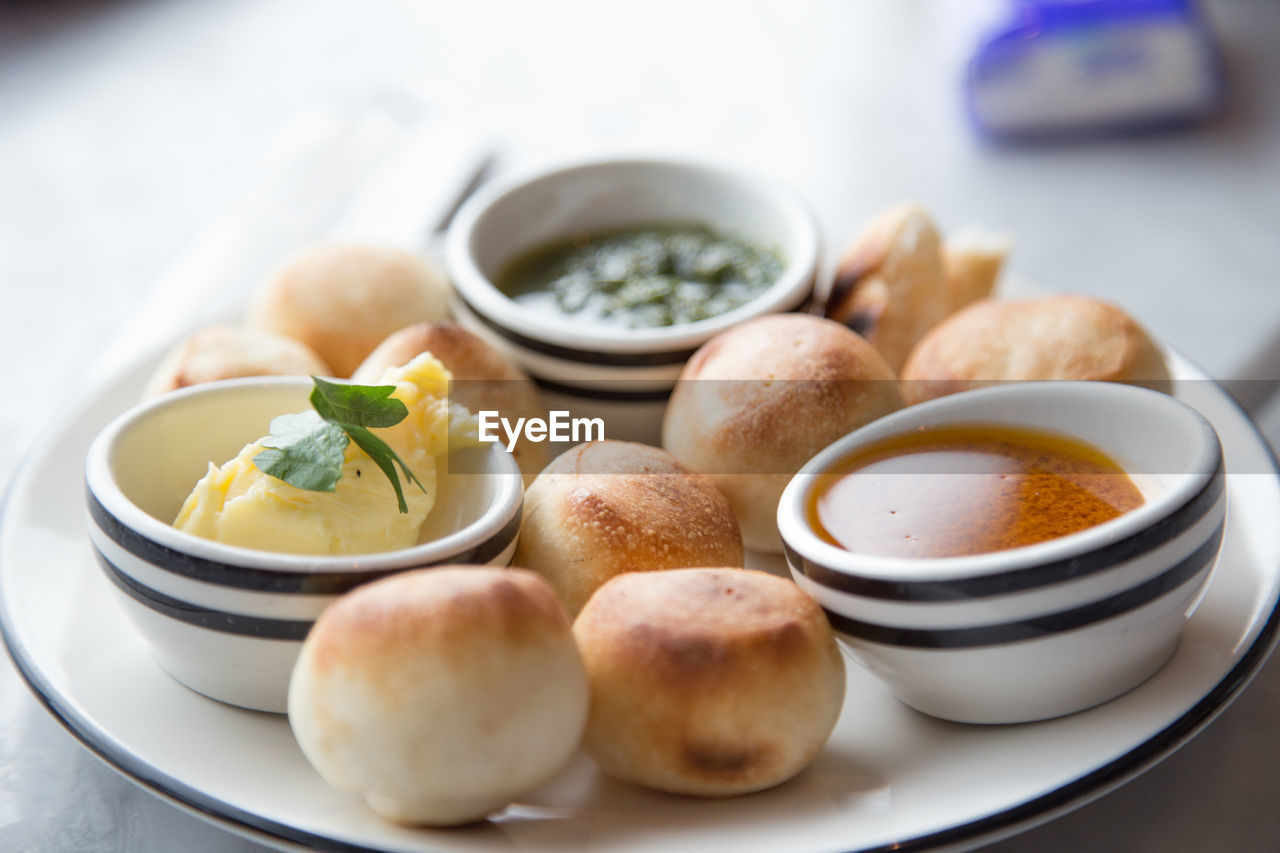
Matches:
[[85, 377, 524, 713], [446, 157, 820, 443], [778, 381, 1224, 724]]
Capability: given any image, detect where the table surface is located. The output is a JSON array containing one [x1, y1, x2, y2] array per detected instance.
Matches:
[[3, 0, 1280, 850]]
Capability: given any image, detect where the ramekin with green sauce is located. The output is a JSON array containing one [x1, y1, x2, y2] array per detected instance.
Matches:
[[445, 158, 819, 443]]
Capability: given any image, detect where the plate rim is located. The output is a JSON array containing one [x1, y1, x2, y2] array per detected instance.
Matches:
[[2, 375, 1278, 853]]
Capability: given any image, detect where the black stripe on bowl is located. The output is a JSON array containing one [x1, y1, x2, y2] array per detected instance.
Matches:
[[825, 523, 1224, 649], [532, 376, 674, 403], [93, 550, 313, 641], [788, 459, 1223, 602], [86, 488, 521, 594]]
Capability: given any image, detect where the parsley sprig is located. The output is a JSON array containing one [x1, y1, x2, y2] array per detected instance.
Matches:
[[252, 377, 426, 513]]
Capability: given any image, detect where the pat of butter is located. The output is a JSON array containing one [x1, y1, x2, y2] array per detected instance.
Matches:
[[174, 353, 478, 555]]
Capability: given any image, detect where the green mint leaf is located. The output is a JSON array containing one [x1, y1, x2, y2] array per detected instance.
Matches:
[[344, 425, 427, 514], [310, 376, 409, 429], [252, 411, 349, 492], [250, 378, 425, 514]]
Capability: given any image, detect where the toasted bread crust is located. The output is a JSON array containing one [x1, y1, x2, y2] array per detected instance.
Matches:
[[289, 567, 588, 826], [352, 321, 549, 479], [514, 441, 743, 614], [143, 324, 332, 398], [900, 295, 1172, 404], [825, 202, 948, 371], [663, 314, 902, 551], [573, 568, 845, 796], [249, 243, 450, 377]]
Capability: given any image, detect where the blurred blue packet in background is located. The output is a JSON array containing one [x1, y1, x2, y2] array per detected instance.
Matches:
[[965, 0, 1223, 140]]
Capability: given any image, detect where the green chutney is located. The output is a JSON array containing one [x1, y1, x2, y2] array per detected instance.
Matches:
[[496, 224, 782, 329]]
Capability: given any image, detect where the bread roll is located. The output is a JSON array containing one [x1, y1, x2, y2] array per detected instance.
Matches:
[[288, 567, 587, 826], [662, 314, 903, 553], [142, 324, 332, 399], [900, 294, 1172, 405], [249, 243, 450, 377], [823, 202, 947, 371], [942, 225, 1012, 313], [573, 568, 845, 797], [514, 441, 743, 615], [352, 321, 548, 480]]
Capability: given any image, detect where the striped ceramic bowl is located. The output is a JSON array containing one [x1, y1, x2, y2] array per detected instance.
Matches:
[[777, 381, 1225, 724], [84, 377, 523, 713], [446, 157, 819, 444]]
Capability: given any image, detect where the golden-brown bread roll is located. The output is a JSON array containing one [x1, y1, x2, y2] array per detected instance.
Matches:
[[352, 321, 548, 480], [288, 567, 588, 826], [900, 294, 1172, 405], [942, 225, 1013, 313], [824, 201, 948, 371], [514, 441, 743, 615], [662, 314, 903, 553], [248, 243, 450, 377], [573, 568, 845, 797], [142, 324, 332, 399]]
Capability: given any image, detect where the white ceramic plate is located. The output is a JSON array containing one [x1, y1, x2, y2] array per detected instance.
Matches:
[[2, 350, 1278, 853]]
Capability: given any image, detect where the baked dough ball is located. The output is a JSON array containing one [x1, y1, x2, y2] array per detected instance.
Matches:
[[514, 441, 743, 615], [900, 294, 1172, 405], [574, 568, 845, 797], [249, 243, 450, 377], [352, 321, 548, 480], [823, 201, 948, 372], [142, 324, 332, 399], [662, 314, 903, 553], [942, 225, 1012, 313], [288, 567, 588, 826]]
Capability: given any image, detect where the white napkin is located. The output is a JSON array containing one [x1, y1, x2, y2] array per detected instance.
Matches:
[[91, 94, 492, 389]]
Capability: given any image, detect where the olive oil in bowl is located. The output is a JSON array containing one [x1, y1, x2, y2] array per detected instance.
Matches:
[[809, 424, 1145, 559]]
